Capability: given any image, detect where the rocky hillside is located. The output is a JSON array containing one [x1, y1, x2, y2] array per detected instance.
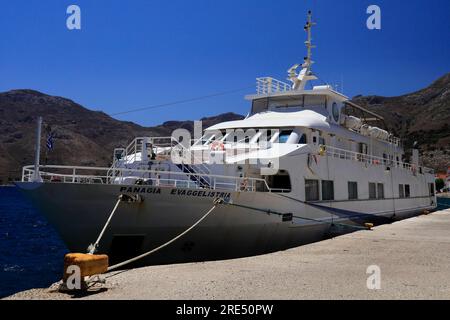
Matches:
[[352, 72, 450, 171], [0, 89, 242, 184], [0, 72, 449, 183]]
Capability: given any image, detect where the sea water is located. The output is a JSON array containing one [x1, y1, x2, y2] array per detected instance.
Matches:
[[0, 186, 67, 298]]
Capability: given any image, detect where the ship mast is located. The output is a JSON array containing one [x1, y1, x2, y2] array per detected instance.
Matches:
[[288, 10, 318, 90]]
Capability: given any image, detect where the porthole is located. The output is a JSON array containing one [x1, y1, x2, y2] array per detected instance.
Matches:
[[332, 102, 340, 122]]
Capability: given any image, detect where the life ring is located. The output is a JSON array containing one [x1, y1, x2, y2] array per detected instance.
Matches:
[[210, 141, 225, 151]]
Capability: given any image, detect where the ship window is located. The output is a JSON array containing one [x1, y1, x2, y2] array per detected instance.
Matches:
[[227, 129, 257, 144], [359, 143, 368, 155], [278, 130, 293, 143], [322, 180, 334, 201], [304, 95, 327, 108], [220, 132, 231, 142], [299, 134, 307, 144], [266, 171, 291, 193], [305, 179, 319, 201], [198, 133, 214, 145], [429, 183, 435, 196], [332, 102, 340, 122], [268, 98, 303, 109], [256, 130, 272, 142], [369, 182, 377, 199], [255, 129, 275, 146], [405, 184, 411, 198], [399, 184, 405, 198], [319, 136, 325, 145], [348, 181, 358, 200], [377, 183, 384, 199], [258, 129, 278, 142], [251, 98, 268, 114]]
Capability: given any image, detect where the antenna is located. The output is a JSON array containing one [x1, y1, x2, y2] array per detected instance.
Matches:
[[287, 10, 318, 90], [303, 10, 316, 71]]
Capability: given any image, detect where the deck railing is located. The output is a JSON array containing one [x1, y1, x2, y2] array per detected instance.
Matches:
[[106, 136, 212, 182], [22, 165, 273, 193], [324, 145, 434, 174], [256, 77, 292, 95]]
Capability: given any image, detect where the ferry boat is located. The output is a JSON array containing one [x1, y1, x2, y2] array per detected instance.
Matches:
[[17, 12, 437, 266]]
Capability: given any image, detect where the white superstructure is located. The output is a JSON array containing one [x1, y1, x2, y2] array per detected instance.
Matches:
[[17, 12, 436, 266]]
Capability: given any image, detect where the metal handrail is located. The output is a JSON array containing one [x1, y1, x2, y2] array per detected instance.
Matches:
[[107, 136, 174, 180], [324, 145, 434, 174], [170, 138, 211, 174], [22, 164, 272, 192], [256, 77, 292, 95]]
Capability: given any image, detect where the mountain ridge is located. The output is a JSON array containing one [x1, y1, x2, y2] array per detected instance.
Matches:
[[0, 73, 449, 183], [352, 72, 450, 170]]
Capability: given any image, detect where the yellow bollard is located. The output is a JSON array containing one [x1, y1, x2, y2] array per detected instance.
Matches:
[[63, 253, 109, 281], [364, 223, 374, 230]]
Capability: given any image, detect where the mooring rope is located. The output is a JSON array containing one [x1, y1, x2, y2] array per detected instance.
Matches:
[[99, 193, 371, 275], [97, 196, 371, 281], [88, 195, 123, 254], [106, 198, 221, 272]]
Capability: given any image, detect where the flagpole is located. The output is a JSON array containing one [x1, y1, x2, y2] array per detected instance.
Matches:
[[32, 116, 43, 182]]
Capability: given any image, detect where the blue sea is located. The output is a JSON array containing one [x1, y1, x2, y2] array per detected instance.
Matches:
[[0, 186, 68, 298], [437, 196, 450, 211]]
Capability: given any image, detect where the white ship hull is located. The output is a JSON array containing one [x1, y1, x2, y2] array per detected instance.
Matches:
[[16, 181, 435, 266]]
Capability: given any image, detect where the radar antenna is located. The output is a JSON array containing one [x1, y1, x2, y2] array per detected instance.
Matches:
[[287, 10, 318, 90]]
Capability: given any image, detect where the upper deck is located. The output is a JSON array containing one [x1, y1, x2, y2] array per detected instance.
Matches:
[[248, 77, 348, 102], [207, 81, 401, 148], [218, 10, 401, 149]]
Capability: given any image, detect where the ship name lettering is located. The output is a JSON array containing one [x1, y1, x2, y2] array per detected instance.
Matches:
[[170, 189, 231, 198], [119, 187, 161, 194]]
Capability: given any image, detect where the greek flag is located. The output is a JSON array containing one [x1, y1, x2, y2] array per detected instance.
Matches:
[[46, 132, 54, 150]]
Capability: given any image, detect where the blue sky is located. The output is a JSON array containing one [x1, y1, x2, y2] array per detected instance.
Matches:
[[1, 0, 449, 126]]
